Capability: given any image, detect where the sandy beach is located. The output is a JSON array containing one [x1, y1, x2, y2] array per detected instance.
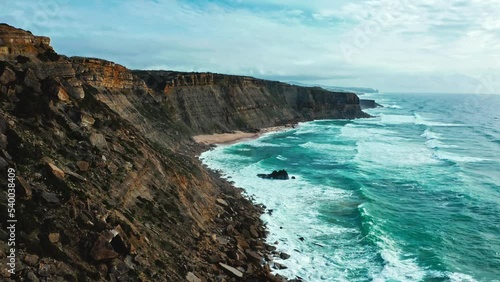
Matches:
[[193, 125, 294, 145]]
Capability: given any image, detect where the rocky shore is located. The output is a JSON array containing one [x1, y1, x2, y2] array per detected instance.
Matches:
[[0, 23, 368, 281]]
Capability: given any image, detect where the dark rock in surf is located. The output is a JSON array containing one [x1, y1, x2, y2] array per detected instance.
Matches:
[[257, 170, 289, 180]]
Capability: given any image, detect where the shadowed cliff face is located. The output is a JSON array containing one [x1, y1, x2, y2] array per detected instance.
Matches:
[[135, 71, 369, 134], [0, 23, 368, 281]]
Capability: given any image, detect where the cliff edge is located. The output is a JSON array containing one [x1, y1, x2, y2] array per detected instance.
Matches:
[[0, 24, 368, 281]]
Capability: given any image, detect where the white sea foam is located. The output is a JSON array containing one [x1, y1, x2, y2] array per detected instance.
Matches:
[[293, 128, 318, 135], [241, 139, 286, 148], [340, 125, 399, 141], [353, 114, 416, 126], [385, 104, 402, 109], [448, 272, 478, 282], [425, 139, 442, 149], [380, 114, 415, 124], [359, 205, 426, 282], [372, 236, 425, 282], [201, 148, 382, 280], [421, 129, 458, 149], [421, 128, 442, 140], [294, 126, 337, 136], [199, 98, 495, 281], [276, 155, 287, 161], [299, 141, 356, 153], [433, 151, 488, 163], [356, 141, 440, 166], [414, 113, 466, 127]]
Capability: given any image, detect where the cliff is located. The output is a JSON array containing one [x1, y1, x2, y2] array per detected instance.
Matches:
[[0, 24, 368, 281], [135, 71, 368, 134]]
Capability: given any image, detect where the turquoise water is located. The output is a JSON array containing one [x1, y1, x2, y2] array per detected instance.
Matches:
[[200, 93, 500, 281]]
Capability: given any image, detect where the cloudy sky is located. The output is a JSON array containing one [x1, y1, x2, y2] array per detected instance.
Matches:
[[1, 0, 499, 93]]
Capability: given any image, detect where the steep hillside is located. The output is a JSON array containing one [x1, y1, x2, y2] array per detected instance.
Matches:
[[0, 23, 368, 281]]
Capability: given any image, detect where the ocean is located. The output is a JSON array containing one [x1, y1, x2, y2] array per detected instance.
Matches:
[[200, 93, 500, 281]]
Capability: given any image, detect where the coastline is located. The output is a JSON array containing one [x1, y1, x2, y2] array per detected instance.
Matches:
[[193, 125, 295, 145], [0, 24, 376, 282], [195, 124, 302, 281]]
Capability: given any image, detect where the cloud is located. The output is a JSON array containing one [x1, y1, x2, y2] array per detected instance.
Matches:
[[1, 0, 499, 93]]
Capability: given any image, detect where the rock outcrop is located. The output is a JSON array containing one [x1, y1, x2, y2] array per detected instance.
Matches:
[[72, 57, 147, 90], [0, 23, 369, 281], [360, 99, 383, 109], [257, 170, 290, 180], [0, 24, 51, 55]]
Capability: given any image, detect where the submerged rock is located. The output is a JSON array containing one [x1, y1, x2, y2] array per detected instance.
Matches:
[[257, 169, 289, 180]]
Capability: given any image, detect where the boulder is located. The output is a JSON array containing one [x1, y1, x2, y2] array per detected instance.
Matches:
[[16, 176, 32, 198], [216, 198, 229, 207], [0, 67, 16, 85], [24, 69, 41, 92], [257, 170, 289, 180], [89, 133, 108, 150], [273, 262, 287, 270], [249, 226, 260, 238], [65, 170, 87, 182], [41, 191, 60, 205], [245, 249, 262, 263], [48, 233, 60, 244], [107, 162, 118, 174], [186, 272, 202, 282], [80, 113, 95, 127], [279, 252, 290, 260], [90, 232, 119, 261], [56, 86, 70, 102], [47, 162, 65, 179], [23, 254, 39, 267], [219, 263, 244, 278], [76, 161, 89, 172]]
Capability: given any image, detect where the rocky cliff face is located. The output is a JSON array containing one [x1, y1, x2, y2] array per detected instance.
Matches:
[[71, 57, 147, 90], [135, 71, 368, 134], [0, 23, 368, 281], [0, 24, 51, 56]]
